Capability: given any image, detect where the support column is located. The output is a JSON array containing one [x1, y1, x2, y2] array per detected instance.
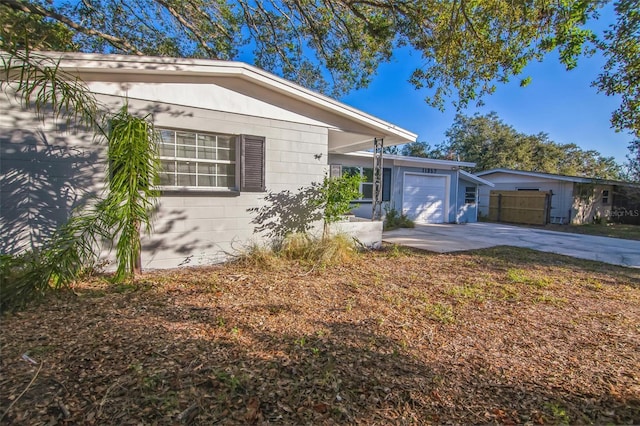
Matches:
[[372, 137, 384, 220]]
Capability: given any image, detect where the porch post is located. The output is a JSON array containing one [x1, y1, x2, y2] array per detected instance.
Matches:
[[372, 137, 384, 220]]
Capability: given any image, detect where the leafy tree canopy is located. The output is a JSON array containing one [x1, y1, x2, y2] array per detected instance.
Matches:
[[0, 4, 77, 51], [416, 112, 623, 179], [625, 139, 640, 181], [0, 0, 637, 136], [593, 0, 639, 138], [401, 141, 452, 160]]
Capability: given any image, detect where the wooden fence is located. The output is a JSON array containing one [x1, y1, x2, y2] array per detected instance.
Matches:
[[488, 190, 551, 225]]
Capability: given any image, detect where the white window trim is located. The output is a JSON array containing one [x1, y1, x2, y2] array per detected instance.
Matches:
[[343, 166, 374, 202], [464, 186, 477, 204], [157, 128, 238, 191]]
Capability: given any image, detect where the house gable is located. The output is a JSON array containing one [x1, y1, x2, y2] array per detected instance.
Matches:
[[57, 53, 417, 151]]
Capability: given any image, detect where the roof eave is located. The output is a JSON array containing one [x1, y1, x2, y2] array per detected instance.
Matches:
[[343, 151, 476, 168], [49, 52, 417, 145], [459, 170, 495, 186]]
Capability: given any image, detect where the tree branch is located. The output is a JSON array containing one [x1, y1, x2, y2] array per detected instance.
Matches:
[[154, 0, 219, 58], [0, 0, 144, 54]]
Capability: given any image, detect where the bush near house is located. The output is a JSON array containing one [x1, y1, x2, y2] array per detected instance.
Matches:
[[383, 207, 415, 231]]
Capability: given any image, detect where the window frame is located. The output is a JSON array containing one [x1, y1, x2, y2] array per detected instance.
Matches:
[[157, 128, 238, 192], [342, 166, 374, 201], [464, 186, 477, 204], [336, 165, 391, 202], [602, 189, 610, 204]]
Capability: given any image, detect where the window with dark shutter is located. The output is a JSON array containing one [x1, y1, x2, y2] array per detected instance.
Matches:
[[241, 135, 266, 192]]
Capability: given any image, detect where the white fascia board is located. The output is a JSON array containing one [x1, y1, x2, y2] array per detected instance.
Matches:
[[50, 52, 417, 144], [342, 151, 476, 168], [476, 168, 587, 183], [328, 131, 410, 153], [477, 168, 605, 184], [459, 170, 495, 187], [476, 169, 640, 187]]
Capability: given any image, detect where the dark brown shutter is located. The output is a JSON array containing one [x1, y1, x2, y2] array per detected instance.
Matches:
[[382, 168, 391, 201], [241, 135, 265, 192]]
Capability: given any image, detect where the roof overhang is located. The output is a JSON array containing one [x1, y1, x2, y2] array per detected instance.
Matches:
[[477, 168, 640, 187], [34, 52, 417, 152], [341, 151, 476, 169], [459, 170, 495, 186]]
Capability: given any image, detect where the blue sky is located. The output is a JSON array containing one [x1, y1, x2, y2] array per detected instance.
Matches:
[[340, 48, 632, 165], [339, 5, 633, 166]]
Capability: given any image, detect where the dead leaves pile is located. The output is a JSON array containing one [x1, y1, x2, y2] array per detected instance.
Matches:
[[1, 246, 639, 424]]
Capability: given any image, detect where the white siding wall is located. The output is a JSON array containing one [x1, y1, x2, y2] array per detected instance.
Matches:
[[1, 83, 329, 269], [477, 173, 574, 223], [0, 98, 108, 254]]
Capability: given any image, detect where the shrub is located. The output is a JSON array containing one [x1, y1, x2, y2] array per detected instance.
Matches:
[[234, 244, 283, 269], [238, 232, 358, 267], [281, 232, 357, 265], [384, 208, 415, 231], [318, 173, 363, 237], [0, 253, 41, 313]]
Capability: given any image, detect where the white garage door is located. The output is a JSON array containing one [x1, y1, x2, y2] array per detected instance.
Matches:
[[402, 174, 448, 224]]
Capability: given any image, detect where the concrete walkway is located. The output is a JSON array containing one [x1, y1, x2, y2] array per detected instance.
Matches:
[[383, 222, 640, 268]]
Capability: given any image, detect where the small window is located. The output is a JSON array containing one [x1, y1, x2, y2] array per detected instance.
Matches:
[[465, 186, 476, 204], [329, 164, 342, 178], [342, 166, 372, 200], [340, 166, 389, 201], [602, 190, 610, 204], [361, 167, 374, 199]]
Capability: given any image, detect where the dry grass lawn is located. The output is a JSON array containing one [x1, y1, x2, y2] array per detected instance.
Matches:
[[1, 246, 639, 425]]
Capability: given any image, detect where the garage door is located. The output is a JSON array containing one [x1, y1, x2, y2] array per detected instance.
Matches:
[[402, 174, 448, 224]]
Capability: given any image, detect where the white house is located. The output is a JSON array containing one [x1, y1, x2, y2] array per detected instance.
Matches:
[[476, 169, 635, 225], [329, 152, 494, 224], [0, 53, 416, 269]]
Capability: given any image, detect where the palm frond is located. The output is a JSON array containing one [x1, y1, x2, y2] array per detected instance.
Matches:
[[0, 50, 106, 137], [106, 103, 160, 281]]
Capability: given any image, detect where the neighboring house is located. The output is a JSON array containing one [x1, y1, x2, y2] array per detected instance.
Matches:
[[328, 152, 494, 224], [0, 53, 416, 269], [476, 168, 639, 225]]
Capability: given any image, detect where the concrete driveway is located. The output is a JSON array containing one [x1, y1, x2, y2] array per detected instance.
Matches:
[[383, 222, 640, 268]]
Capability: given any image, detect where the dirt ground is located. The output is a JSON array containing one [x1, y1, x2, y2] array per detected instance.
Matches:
[[1, 246, 639, 425]]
